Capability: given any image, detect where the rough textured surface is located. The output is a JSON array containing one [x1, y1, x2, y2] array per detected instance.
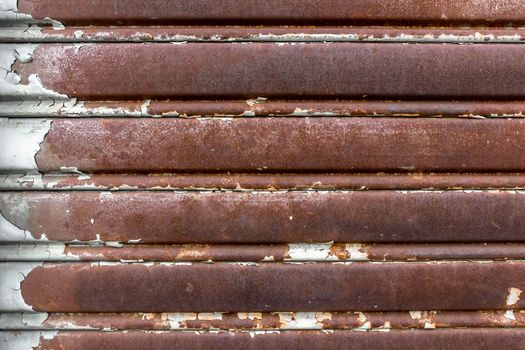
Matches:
[[3, 1, 525, 346], [12, 262, 525, 312], [13, 43, 525, 99], [4, 191, 525, 243], [23, 118, 525, 173], [16, 0, 525, 24]]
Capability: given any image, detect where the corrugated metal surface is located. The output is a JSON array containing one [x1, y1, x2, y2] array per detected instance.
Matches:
[[2, 1, 525, 348]]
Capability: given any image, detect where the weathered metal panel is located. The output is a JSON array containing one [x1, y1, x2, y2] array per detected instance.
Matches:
[[3, 243, 525, 262], [14, 0, 525, 25], [4, 118, 525, 173], [4, 191, 525, 243], [0, 262, 523, 312], [3, 329, 525, 350], [2, 0, 525, 347], [3, 311, 525, 331], [5, 173, 525, 191], [6, 43, 525, 100]]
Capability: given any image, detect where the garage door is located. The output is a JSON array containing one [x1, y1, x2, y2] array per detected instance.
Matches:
[[1, 1, 525, 349]]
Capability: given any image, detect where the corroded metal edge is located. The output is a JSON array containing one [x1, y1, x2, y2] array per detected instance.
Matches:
[[2, 311, 525, 331], [3, 243, 525, 263], [4, 173, 525, 191], [4, 100, 525, 117], [4, 26, 525, 43]]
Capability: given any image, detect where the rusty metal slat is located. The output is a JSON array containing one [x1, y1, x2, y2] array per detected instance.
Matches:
[[2, 311, 525, 331], [5, 100, 525, 118], [1, 262, 524, 312], [4, 191, 525, 244], [5, 26, 525, 43], [6, 43, 525, 100], [4, 243, 525, 262], [13, 0, 525, 25], [3, 330, 525, 350], [6, 173, 525, 191], [6, 118, 525, 173], [144, 100, 525, 118]]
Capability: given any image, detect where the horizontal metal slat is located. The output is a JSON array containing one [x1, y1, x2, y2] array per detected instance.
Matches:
[[3, 311, 525, 331], [6, 173, 525, 191], [5, 43, 525, 99], [13, 0, 525, 25], [4, 26, 525, 43], [4, 243, 525, 262], [5, 99, 525, 118], [3, 329, 525, 350], [5, 118, 525, 173], [3, 191, 525, 243], [1, 262, 524, 312]]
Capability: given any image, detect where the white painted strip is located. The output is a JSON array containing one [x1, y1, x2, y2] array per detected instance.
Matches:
[[286, 242, 339, 261], [0, 262, 41, 312], [0, 312, 48, 330], [0, 243, 80, 261]]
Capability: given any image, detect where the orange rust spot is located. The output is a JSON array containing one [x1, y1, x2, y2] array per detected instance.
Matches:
[[330, 243, 349, 260]]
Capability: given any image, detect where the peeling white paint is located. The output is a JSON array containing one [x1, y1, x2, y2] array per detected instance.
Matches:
[[0, 118, 51, 171], [197, 313, 223, 321], [0, 211, 48, 242], [506, 287, 522, 306], [0, 243, 80, 261], [409, 311, 422, 320], [166, 313, 197, 329], [345, 244, 369, 261], [238, 312, 262, 321], [504, 310, 516, 321], [0, 262, 41, 311], [15, 171, 45, 189], [0, 44, 68, 99], [0, 312, 48, 329], [286, 242, 338, 261], [423, 321, 436, 329], [0, 331, 59, 350], [278, 312, 331, 329]]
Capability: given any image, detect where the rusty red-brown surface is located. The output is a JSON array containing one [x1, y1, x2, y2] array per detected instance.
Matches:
[[4, 191, 525, 243], [6, 173, 525, 191], [4, 0, 525, 346], [14, 43, 525, 99], [9, 330, 520, 350], [17, 0, 525, 25], [28, 118, 525, 173], [17, 262, 525, 312]]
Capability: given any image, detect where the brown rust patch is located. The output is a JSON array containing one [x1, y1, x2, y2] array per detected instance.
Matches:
[[329, 243, 349, 260]]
